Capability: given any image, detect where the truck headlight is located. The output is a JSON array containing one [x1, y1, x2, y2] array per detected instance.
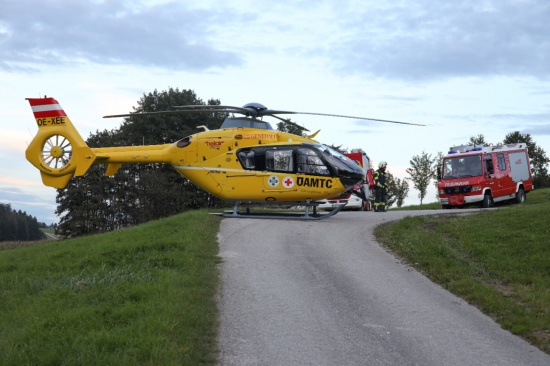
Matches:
[[472, 186, 482, 192]]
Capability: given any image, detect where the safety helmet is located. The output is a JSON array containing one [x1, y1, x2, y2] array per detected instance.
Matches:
[[378, 161, 387, 168]]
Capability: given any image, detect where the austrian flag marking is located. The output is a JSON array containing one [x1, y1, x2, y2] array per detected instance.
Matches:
[[282, 176, 294, 188]]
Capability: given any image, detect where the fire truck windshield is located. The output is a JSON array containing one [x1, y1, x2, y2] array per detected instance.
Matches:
[[442, 155, 482, 179]]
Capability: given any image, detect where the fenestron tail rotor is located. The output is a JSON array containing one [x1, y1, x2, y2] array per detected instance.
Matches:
[[42, 134, 72, 169]]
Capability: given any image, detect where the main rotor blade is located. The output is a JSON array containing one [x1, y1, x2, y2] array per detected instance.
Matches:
[[288, 111, 425, 126], [257, 109, 425, 126], [103, 108, 234, 119], [104, 103, 425, 126], [172, 105, 250, 113], [104, 105, 257, 118]]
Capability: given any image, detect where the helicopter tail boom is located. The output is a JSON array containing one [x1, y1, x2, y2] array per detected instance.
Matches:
[[25, 97, 97, 188]]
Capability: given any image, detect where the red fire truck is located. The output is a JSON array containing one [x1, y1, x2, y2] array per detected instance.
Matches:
[[438, 143, 533, 208], [317, 148, 375, 211]]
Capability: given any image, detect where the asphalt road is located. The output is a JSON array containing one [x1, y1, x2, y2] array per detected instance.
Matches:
[[217, 209, 550, 366]]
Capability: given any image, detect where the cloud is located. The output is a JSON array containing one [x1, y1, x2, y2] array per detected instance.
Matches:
[[524, 125, 550, 137], [4, 0, 549, 84], [327, 0, 550, 81], [0, 1, 245, 72], [0, 184, 58, 224], [485, 113, 550, 136], [490, 112, 550, 122]]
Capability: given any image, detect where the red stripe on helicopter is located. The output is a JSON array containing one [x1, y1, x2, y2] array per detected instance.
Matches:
[[26, 97, 67, 118]]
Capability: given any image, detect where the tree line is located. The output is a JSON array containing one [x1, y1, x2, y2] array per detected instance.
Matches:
[[0, 203, 45, 242]]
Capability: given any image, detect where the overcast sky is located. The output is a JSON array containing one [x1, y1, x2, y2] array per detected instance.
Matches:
[[1, 0, 549, 224]]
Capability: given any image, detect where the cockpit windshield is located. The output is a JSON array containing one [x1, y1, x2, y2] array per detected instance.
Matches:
[[442, 155, 482, 179], [312, 144, 364, 177]]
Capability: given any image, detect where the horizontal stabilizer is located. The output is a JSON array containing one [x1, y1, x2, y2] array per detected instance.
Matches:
[[40, 171, 72, 189]]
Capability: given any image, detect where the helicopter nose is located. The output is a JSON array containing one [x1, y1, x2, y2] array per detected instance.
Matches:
[[338, 166, 365, 190], [340, 176, 363, 191]]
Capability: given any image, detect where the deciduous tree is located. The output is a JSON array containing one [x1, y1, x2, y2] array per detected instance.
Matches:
[[386, 174, 409, 208], [406, 151, 435, 205]]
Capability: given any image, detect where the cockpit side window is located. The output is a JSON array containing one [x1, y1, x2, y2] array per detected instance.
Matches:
[[238, 150, 255, 169], [238, 145, 331, 175], [176, 136, 192, 148], [266, 149, 293, 172], [296, 148, 330, 175]]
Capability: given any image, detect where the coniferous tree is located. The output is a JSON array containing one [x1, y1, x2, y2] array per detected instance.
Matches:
[[276, 119, 309, 136], [467, 134, 491, 146], [0, 203, 45, 241]]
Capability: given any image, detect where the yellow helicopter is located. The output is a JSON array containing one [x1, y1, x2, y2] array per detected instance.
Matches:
[[25, 97, 423, 219]]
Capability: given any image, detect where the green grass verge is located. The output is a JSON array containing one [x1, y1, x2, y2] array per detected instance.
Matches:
[[375, 188, 550, 354], [0, 209, 221, 365], [391, 201, 442, 210], [2, 189, 549, 362]]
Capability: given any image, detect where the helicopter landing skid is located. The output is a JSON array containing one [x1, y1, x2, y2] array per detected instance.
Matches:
[[212, 200, 347, 220]]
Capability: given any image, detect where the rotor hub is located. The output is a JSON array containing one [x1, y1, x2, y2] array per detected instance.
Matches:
[[242, 102, 267, 111], [50, 145, 63, 159]]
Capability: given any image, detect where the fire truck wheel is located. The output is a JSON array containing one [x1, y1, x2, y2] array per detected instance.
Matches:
[[514, 188, 525, 204], [482, 194, 493, 208]]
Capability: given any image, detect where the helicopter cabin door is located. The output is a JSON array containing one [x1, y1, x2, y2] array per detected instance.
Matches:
[[236, 145, 331, 190]]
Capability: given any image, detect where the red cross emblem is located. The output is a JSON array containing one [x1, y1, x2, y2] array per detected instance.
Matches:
[[282, 176, 294, 188]]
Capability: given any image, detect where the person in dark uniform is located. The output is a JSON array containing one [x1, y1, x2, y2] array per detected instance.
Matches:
[[373, 161, 387, 212]]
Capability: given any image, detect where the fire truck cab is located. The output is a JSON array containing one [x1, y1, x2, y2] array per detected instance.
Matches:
[[317, 148, 374, 211], [438, 143, 533, 208]]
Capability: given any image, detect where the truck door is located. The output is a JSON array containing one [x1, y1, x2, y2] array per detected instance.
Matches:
[[509, 151, 532, 182], [500, 153, 514, 195], [492, 153, 509, 197], [484, 154, 496, 197]]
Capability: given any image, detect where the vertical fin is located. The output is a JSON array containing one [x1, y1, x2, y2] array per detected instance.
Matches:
[[25, 97, 96, 188]]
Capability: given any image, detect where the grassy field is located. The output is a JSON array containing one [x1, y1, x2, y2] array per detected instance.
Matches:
[[1, 190, 549, 363], [376, 188, 550, 353], [0, 209, 221, 365]]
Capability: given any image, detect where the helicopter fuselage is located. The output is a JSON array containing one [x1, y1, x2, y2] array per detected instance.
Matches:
[[25, 97, 366, 205], [92, 126, 364, 202]]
